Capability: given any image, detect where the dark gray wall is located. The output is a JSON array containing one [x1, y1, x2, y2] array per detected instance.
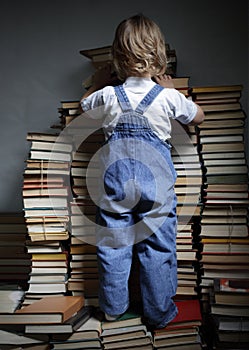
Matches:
[[0, 0, 248, 212]]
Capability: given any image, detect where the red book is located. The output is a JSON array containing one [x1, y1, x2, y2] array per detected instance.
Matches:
[[171, 299, 202, 324], [154, 299, 202, 334]]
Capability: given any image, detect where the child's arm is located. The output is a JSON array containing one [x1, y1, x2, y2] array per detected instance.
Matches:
[[189, 104, 205, 125], [154, 74, 205, 126]]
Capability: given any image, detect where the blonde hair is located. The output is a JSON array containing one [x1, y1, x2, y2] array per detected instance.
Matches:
[[112, 14, 167, 80]]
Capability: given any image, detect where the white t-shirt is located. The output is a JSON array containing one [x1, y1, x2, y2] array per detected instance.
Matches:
[[81, 76, 197, 141]]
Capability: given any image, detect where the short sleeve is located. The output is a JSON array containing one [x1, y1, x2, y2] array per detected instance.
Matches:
[[80, 86, 116, 120], [80, 89, 105, 119], [168, 89, 197, 124]]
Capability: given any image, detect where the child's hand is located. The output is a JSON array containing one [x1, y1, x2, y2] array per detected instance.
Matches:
[[154, 74, 174, 88], [92, 63, 116, 90]]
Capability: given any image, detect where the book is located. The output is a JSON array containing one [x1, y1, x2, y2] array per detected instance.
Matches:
[[211, 304, 249, 317], [217, 329, 249, 343], [214, 315, 249, 332], [214, 291, 249, 306], [214, 278, 249, 293], [101, 310, 143, 330], [23, 196, 68, 209], [80, 45, 112, 59], [51, 315, 102, 341], [30, 140, 73, 153], [26, 132, 72, 143], [25, 305, 93, 333], [67, 278, 99, 296], [154, 331, 201, 348], [101, 324, 148, 342], [0, 329, 49, 346], [201, 253, 249, 264], [154, 299, 202, 334], [189, 84, 243, 95], [51, 339, 102, 349], [29, 150, 71, 162], [171, 299, 202, 323], [102, 333, 153, 349], [0, 296, 84, 324], [60, 101, 80, 109]]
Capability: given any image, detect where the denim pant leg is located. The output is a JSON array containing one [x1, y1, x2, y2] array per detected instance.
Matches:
[[136, 193, 178, 328], [97, 245, 133, 316], [96, 157, 136, 316]]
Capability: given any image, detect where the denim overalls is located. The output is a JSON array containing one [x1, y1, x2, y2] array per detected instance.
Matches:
[[96, 84, 178, 328]]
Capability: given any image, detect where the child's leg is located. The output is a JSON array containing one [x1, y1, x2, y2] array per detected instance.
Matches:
[[95, 156, 137, 317], [136, 195, 178, 329], [97, 244, 133, 317]]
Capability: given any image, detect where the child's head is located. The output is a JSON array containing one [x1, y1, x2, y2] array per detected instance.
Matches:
[[112, 14, 167, 80]]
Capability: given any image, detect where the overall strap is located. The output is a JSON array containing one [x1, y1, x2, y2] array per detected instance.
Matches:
[[114, 85, 133, 113], [114, 84, 164, 115], [135, 84, 164, 114]]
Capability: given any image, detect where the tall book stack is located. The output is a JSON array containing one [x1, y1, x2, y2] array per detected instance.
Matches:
[[165, 84, 205, 348], [189, 84, 249, 349], [171, 78, 203, 302], [67, 201, 99, 306], [56, 100, 100, 306], [22, 131, 73, 305], [0, 213, 30, 287]]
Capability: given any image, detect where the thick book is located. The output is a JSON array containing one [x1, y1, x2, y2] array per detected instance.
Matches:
[[211, 304, 249, 317], [25, 305, 93, 333], [101, 310, 143, 330], [214, 315, 249, 332], [0, 296, 84, 324], [154, 332, 201, 348], [214, 278, 249, 293], [101, 324, 148, 341], [189, 84, 243, 95], [102, 333, 153, 349], [167, 299, 202, 326]]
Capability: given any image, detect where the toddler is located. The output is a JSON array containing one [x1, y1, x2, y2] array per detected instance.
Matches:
[[80, 14, 204, 329]]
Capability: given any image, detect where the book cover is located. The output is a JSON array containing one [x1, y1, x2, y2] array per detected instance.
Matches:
[[0, 296, 86, 324]]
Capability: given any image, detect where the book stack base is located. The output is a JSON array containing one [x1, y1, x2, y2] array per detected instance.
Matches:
[[190, 84, 249, 350]]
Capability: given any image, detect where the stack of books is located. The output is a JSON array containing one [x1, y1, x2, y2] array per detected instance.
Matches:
[[50, 314, 102, 349], [153, 299, 203, 350], [80, 43, 177, 74], [58, 100, 82, 129], [170, 87, 203, 301], [189, 84, 249, 349], [23, 131, 72, 240], [67, 233, 99, 306], [0, 213, 30, 286], [209, 278, 249, 348], [80, 43, 177, 89], [22, 131, 73, 304], [101, 310, 154, 350], [0, 295, 87, 349], [55, 100, 101, 306]]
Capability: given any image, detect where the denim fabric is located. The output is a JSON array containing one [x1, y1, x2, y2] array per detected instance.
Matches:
[[96, 84, 178, 328]]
